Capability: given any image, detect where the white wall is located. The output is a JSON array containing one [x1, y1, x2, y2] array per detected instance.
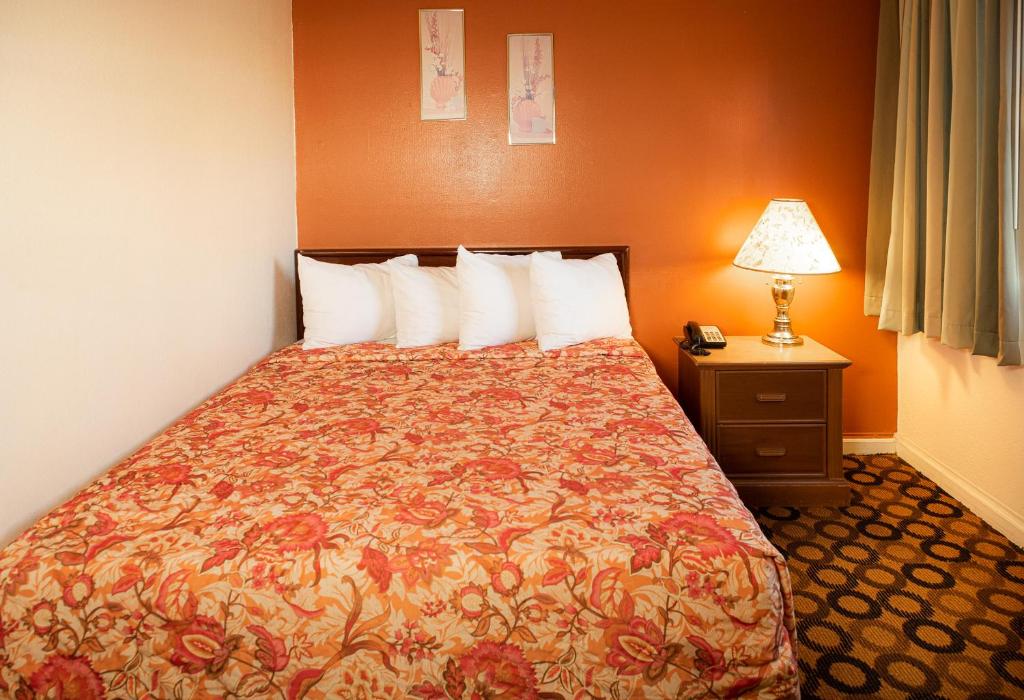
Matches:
[[897, 334, 1024, 547], [0, 1, 297, 545]]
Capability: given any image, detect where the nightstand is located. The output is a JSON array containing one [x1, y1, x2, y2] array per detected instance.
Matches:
[[673, 335, 851, 506]]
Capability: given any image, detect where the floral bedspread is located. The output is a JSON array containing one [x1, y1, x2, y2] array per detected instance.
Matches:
[[0, 338, 798, 699]]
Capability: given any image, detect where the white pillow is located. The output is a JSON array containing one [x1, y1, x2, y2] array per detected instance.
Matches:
[[529, 252, 632, 351], [456, 246, 561, 350], [392, 265, 460, 348], [297, 253, 417, 349]]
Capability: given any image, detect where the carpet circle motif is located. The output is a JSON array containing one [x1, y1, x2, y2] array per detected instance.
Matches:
[[755, 454, 1024, 699]]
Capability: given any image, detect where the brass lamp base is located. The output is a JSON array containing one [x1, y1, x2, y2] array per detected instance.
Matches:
[[763, 331, 804, 346], [762, 274, 804, 346]]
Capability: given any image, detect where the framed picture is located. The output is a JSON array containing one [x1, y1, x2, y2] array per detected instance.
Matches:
[[507, 33, 555, 145], [419, 9, 466, 121]]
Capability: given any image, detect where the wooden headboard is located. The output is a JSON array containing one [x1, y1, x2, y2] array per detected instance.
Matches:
[[294, 246, 630, 340]]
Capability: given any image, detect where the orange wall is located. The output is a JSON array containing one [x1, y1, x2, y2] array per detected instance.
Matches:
[[293, 0, 895, 436]]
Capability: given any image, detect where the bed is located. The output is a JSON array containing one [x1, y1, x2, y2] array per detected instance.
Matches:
[[0, 247, 798, 699]]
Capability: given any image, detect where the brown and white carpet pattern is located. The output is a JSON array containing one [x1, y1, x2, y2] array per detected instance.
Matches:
[[754, 454, 1024, 699]]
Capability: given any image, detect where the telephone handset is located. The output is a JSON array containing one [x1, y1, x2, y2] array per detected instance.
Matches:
[[682, 321, 727, 356]]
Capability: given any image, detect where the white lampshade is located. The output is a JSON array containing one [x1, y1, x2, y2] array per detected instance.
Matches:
[[733, 199, 841, 275]]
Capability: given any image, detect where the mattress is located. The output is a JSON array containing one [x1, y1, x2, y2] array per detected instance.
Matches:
[[0, 338, 798, 698]]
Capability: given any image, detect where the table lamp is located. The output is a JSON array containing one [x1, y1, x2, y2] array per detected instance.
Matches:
[[733, 198, 840, 346]]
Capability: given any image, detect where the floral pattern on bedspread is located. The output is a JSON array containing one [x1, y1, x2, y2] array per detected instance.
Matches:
[[0, 338, 798, 699]]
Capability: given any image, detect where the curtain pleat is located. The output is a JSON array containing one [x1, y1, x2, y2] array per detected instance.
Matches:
[[877, 0, 926, 333], [865, 0, 1024, 365], [924, 1, 951, 337], [999, 0, 1024, 363], [865, 0, 902, 317], [976, 1, 1003, 356]]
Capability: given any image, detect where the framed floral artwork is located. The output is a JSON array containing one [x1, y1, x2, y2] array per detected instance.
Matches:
[[508, 33, 555, 144], [419, 9, 466, 121]]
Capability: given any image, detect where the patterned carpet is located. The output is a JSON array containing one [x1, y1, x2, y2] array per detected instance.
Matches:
[[753, 454, 1024, 699]]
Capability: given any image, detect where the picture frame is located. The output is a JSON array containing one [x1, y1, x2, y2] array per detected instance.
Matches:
[[419, 9, 467, 121], [507, 33, 555, 145]]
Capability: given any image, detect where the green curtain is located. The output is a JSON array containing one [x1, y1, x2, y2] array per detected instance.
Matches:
[[865, 0, 1024, 365]]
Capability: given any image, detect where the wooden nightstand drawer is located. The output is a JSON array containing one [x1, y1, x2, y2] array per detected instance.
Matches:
[[717, 370, 826, 422], [675, 336, 851, 505], [716, 424, 826, 477]]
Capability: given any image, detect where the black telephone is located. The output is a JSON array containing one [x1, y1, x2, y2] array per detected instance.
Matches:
[[682, 321, 727, 356]]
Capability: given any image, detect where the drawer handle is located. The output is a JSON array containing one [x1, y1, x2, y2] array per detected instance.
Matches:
[[756, 446, 787, 458], [756, 392, 787, 403]]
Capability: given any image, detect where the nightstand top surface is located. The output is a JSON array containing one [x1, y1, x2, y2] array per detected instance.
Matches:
[[672, 335, 851, 367]]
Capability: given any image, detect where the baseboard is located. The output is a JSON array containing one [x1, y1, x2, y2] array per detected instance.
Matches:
[[897, 435, 1024, 548], [843, 436, 897, 454]]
